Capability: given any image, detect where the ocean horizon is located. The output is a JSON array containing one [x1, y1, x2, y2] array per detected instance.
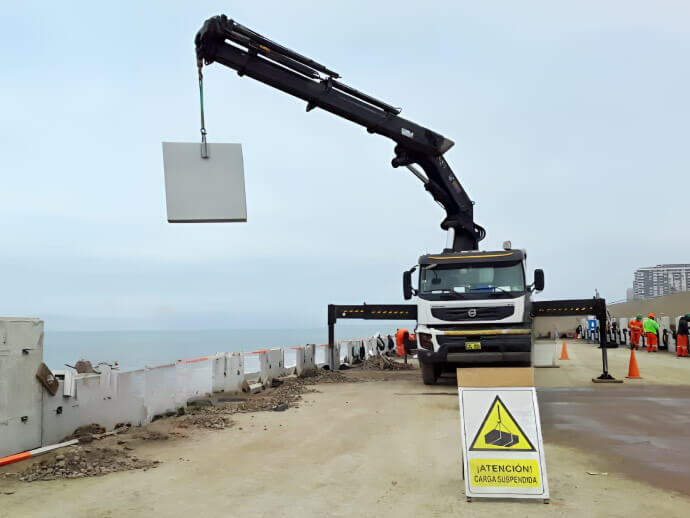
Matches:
[[43, 325, 403, 371]]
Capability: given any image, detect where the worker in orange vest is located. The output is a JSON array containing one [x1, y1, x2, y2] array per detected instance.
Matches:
[[644, 313, 659, 352], [628, 314, 643, 350], [395, 329, 409, 357], [676, 314, 689, 357]]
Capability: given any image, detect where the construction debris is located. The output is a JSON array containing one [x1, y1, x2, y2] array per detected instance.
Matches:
[[64, 423, 107, 443], [18, 447, 157, 482], [242, 380, 264, 394], [360, 355, 412, 371]]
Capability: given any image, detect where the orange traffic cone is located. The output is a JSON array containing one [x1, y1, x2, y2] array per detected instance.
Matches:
[[559, 341, 570, 360], [626, 349, 642, 379]]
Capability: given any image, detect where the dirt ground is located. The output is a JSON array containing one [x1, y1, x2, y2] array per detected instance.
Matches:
[[1, 341, 689, 517]]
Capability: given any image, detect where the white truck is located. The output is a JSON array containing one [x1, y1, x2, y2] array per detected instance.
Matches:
[[404, 246, 544, 384]]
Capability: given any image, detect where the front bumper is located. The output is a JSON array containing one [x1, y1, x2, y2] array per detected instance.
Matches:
[[417, 332, 532, 366]]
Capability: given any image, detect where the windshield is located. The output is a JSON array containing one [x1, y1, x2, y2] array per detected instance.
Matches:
[[420, 261, 525, 298]]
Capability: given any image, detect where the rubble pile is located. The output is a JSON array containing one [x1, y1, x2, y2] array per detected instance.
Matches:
[[360, 355, 412, 371], [64, 423, 107, 443], [299, 369, 365, 384], [177, 407, 233, 429], [19, 447, 158, 482]]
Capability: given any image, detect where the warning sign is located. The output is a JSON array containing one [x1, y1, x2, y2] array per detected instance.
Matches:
[[469, 396, 535, 451], [457, 369, 549, 501], [469, 459, 541, 488]]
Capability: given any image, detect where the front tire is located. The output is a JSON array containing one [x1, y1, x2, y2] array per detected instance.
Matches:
[[421, 363, 439, 385]]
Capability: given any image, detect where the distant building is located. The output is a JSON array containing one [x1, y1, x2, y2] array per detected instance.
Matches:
[[626, 288, 634, 302], [633, 264, 690, 300]]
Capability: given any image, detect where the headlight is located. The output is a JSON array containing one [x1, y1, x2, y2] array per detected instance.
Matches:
[[418, 332, 433, 350]]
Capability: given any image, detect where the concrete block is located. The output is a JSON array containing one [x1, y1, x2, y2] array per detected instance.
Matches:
[[243, 351, 261, 380], [175, 358, 213, 405], [41, 369, 147, 446], [283, 348, 297, 374], [297, 345, 316, 376], [315, 345, 327, 368], [224, 353, 244, 393], [0, 318, 44, 457], [0, 317, 44, 349], [143, 364, 178, 421], [260, 349, 284, 381], [212, 353, 226, 393], [365, 337, 378, 358]]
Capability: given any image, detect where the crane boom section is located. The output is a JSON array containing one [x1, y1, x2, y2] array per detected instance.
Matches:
[[195, 15, 485, 251]]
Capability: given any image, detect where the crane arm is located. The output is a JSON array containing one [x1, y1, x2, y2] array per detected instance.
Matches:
[[195, 15, 485, 251]]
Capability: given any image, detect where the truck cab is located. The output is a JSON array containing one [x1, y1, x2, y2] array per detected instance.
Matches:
[[404, 246, 544, 385]]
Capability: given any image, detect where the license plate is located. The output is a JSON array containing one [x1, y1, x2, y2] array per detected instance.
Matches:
[[466, 341, 481, 351]]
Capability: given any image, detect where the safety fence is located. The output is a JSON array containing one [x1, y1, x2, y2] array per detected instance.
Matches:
[[1, 317, 397, 458]]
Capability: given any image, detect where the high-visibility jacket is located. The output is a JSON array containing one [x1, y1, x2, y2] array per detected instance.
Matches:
[[643, 318, 659, 334], [628, 319, 643, 334]]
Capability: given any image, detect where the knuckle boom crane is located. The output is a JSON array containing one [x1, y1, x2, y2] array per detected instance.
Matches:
[[195, 14, 485, 252], [194, 15, 614, 384]]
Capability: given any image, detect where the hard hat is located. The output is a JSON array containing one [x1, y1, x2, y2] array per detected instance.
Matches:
[[636, 314, 643, 320], [648, 312, 655, 319]]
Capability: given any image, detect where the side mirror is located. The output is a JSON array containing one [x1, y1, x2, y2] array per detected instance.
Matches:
[[534, 269, 545, 292], [403, 270, 413, 300]]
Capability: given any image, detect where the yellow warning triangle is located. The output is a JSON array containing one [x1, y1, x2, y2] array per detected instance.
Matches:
[[469, 395, 535, 451]]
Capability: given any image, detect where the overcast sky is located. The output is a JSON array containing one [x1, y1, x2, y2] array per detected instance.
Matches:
[[1, 1, 689, 330]]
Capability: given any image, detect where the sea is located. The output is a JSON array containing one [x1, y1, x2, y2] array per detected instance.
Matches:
[[43, 325, 400, 372]]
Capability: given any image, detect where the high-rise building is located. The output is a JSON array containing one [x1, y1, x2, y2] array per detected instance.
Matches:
[[633, 264, 690, 299]]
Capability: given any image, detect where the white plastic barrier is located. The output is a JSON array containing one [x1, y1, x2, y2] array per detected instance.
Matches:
[[365, 337, 378, 358], [658, 316, 670, 352], [619, 318, 629, 345], [670, 316, 682, 354], [532, 341, 558, 367], [340, 339, 365, 364]]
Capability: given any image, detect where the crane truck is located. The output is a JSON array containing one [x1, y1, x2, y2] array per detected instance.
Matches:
[[194, 15, 613, 385]]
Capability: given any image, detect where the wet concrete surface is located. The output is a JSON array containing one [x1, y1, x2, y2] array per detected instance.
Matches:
[[538, 385, 690, 496]]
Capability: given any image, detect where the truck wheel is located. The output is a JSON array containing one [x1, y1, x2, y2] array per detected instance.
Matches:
[[421, 363, 438, 385]]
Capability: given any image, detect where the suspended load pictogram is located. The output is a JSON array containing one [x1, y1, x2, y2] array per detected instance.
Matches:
[[470, 395, 535, 451]]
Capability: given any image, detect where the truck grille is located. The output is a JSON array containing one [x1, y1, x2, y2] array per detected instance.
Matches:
[[431, 305, 514, 321]]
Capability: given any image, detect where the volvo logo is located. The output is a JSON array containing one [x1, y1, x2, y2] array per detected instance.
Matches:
[[468, 308, 477, 318]]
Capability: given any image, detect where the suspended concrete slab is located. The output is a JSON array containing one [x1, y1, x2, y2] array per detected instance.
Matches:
[[162, 142, 247, 223]]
